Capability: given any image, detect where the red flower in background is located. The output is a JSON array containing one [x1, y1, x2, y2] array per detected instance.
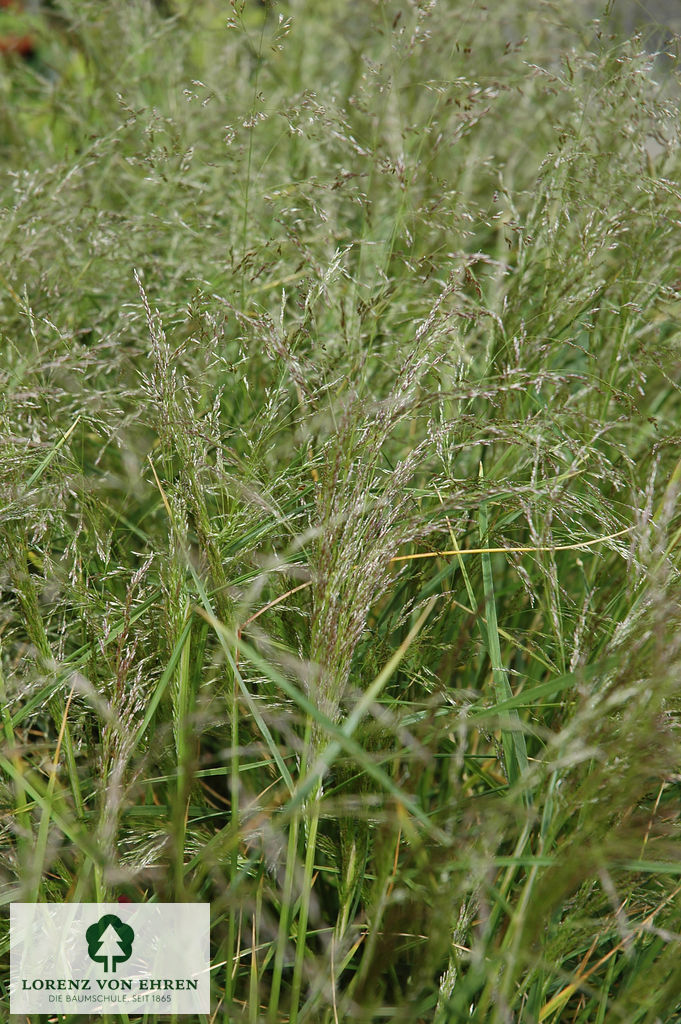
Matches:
[[0, 0, 36, 59]]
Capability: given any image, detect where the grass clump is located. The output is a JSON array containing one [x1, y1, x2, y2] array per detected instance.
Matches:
[[2, 1, 681, 1021]]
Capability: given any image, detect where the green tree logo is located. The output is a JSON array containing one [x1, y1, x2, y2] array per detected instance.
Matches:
[[86, 915, 134, 973]]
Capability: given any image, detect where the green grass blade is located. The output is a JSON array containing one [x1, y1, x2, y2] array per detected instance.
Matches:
[[478, 468, 530, 789]]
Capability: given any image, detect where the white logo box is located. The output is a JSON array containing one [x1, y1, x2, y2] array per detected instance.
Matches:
[[10, 903, 210, 1015]]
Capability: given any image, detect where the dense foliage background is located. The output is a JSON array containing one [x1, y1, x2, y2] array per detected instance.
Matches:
[[2, 1, 681, 1021]]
